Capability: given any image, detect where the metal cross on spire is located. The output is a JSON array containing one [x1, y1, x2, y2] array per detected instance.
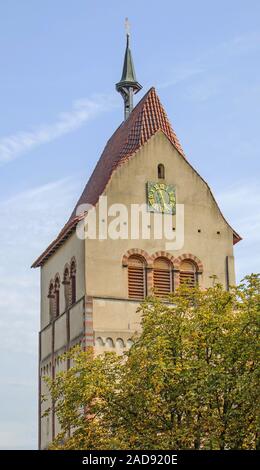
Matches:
[[125, 17, 130, 37]]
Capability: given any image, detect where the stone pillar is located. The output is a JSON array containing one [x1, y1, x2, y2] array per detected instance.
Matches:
[[173, 269, 180, 290], [146, 267, 153, 296]]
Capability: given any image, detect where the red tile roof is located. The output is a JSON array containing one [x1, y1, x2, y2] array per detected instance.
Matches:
[[32, 87, 241, 268], [69, 87, 185, 219]]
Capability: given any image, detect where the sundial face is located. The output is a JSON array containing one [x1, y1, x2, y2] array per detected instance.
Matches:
[[147, 182, 176, 214]]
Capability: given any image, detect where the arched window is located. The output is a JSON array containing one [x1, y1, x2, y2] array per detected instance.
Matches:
[[54, 276, 60, 317], [153, 257, 172, 297], [158, 163, 165, 179], [180, 260, 197, 287], [128, 255, 146, 300], [48, 281, 55, 321], [63, 266, 70, 310], [70, 259, 76, 305]]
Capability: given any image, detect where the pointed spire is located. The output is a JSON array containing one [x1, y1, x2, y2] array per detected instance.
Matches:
[[116, 18, 142, 120]]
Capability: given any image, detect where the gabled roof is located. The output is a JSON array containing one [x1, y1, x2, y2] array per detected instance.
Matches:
[[32, 87, 241, 268], [69, 87, 185, 219]]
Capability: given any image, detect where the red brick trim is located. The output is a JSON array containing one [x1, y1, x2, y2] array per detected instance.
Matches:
[[146, 268, 153, 296], [48, 279, 54, 298], [54, 273, 60, 286], [174, 253, 203, 272], [83, 296, 94, 349], [122, 249, 153, 268], [150, 251, 175, 265], [174, 270, 180, 289], [62, 264, 70, 284]]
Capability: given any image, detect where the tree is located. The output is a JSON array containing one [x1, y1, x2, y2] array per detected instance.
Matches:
[[43, 348, 122, 449], [43, 274, 260, 450]]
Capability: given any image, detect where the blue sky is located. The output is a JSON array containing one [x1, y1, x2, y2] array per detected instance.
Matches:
[[0, 0, 259, 449]]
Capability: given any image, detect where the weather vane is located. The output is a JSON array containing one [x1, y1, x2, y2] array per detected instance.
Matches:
[[125, 17, 130, 37]]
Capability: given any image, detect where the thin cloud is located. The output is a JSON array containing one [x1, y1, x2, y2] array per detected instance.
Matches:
[[0, 177, 79, 354], [158, 66, 204, 89], [158, 31, 260, 94], [0, 178, 78, 449], [0, 94, 117, 165], [222, 31, 260, 56]]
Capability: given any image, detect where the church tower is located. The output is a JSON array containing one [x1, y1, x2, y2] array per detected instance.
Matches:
[[32, 27, 241, 449]]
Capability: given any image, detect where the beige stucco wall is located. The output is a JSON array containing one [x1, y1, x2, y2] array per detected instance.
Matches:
[[93, 297, 141, 332], [85, 130, 236, 303], [93, 298, 141, 355], [40, 231, 85, 330]]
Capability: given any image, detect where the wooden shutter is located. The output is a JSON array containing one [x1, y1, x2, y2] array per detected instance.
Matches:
[[158, 163, 165, 179], [70, 260, 76, 305], [180, 260, 196, 287], [63, 268, 70, 310], [71, 275, 76, 304], [55, 289, 60, 316], [128, 256, 145, 300], [54, 277, 60, 316], [48, 283, 55, 320], [153, 258, 172, 297]]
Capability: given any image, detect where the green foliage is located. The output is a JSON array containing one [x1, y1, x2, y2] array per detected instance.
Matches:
[[44, 274, 260, 450]]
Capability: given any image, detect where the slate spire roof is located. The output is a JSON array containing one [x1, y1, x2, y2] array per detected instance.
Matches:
[[116, 27, 142, 120], [32, 87, 241, 268], [117, 33, 140, 86]]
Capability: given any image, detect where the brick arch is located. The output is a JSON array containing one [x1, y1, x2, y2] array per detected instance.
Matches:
[[174, 253, 203, 272], [151, 251, 175, 266], [122, 248, 153, 268], [62, 263, 71, 310], [48, 279, 54, 297], [62, 263, 70, 282], [54, 273, 60, 287]]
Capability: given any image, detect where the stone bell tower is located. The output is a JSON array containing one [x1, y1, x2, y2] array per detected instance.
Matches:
[[33, 23, 241, 449]]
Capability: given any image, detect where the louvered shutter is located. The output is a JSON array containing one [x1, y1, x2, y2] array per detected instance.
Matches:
[[63, 268, 70, 310], [54, 277, 60, 316], [180, 260, 196, 287], [128, 256, 145, 300], [70, 261, 76, 305], [71, 275, 76, 304], [48, 283, 55, 320], [153, 258, 172, 297]]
